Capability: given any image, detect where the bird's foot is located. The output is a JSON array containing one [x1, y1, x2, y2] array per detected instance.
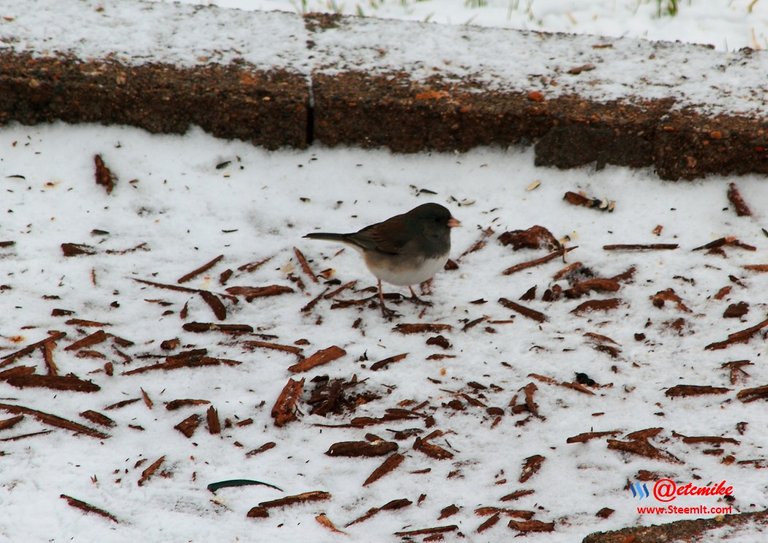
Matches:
[[408, 286, 433, 306]]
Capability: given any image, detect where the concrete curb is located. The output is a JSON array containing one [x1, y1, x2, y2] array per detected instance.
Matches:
[[0, 3, 766, 180]]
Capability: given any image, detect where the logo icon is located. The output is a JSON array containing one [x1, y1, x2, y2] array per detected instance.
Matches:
[[630, 482, 650, 499]]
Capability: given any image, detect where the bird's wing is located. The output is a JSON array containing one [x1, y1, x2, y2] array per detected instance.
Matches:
[[351, 214, 411, 255]]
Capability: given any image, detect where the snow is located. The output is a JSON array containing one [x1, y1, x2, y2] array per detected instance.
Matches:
[[0, 0, 767, 541], [173, 0, 768, 52], [1, 123, 766, 542], [3, 0, 766, 116]]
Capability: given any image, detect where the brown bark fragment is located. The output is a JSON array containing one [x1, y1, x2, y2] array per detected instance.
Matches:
[[165, 399, 210, 410], [722, 360, 753, 384], [363, 453, 405, 486], [174, 414, 201, 438], [498, 225, 560, 251], [727, 182, 752, 216], [571, 298, 620, 314], [79, 410, 115, 428], [394, 525, 458, 537], [0, 414, 24, 431], [498, 297, 546, 322], [60, 494, 118, 523], [519, 454, 545, 483], [325, 440, 398, 457], [93, 154, 116, 195], [393, 323, 453, 334], [500, 489, 535, 502], [705, 317, 768, 350], [414, 436, 454, 460], [257, 490, 331, 510], [137, 456, 165, 486], [271, 377, 305, 427], [206, 406, 221, 434], [315, 513, 346, 534], [346, 498, 411, 526], [242, 339, 303, 356], [607, 438, 681, 463], [177, 254, 224, 284], [6, 374, 100, 392], [665, 384, 730, 397], [566, 430, 622, 443], [0, 366, 36, 380], [294, 247, 318, 283], [0, 331, 67, 366], [182, 322, 253, 333], [288, 346, 346, 373], [225, 285, 294, 300], [198, 290, 227, 320], [477, 513, 501, 533], [603, 243, 678, 251], [0, 403, 108, 438], [439, 504, 460, 519], [508, 519, 555, 533], [370, 352, 407, 371], [61, 243, 97, 256], [737, 384, 768, 403], [502, 247, 576, 275], [246, 442, 276, 457], [42, 338, 59, 375]]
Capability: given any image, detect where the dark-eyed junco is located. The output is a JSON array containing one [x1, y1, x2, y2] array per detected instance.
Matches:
[[304, 203, 460, 317]]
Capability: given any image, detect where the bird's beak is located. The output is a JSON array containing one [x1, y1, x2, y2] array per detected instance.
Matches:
[[448, 217, 461, 228]]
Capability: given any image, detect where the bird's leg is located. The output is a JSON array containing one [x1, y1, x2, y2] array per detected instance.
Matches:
[[408, 285, 433, 306], [378, 279, 400, 318]]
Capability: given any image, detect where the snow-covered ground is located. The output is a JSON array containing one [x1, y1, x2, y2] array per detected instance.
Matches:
[[172, 0, 768, 51], [1, 1, 767, 542], [1, 124, 766, 542]]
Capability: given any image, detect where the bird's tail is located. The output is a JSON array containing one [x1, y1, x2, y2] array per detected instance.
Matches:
[[303, 232, 350, 242]]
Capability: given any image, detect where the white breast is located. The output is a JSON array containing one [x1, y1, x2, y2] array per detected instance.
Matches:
[[368, 254, 449, 286]]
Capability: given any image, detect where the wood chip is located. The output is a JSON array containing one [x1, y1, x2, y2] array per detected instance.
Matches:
[[705, 317, 768, 350], [500, 489, 535, 502], [326, 440, 398, 457], [722, 360, 753, 384], [6, 374, 100, 392], [182, 322, 253, 334], [123, 351, 239, 375], [288, 346, 346, 373], [225, 285, 294, 300], [414, 436, 453, 460], [736, 385, 768, 403], [79, 410, 115, 428], [498, 298, 546, 322], [137, 456, 165, 486], [393, 323, 453, 334], [439, 504, 460, 519], [64, 330, 108, 352], [0, 403, 108, 439], [242, 339, 303, 356], [477, 513, 501, 533], [363, 453, 405, 486], [346, 498, 411, 526], [42, 338, 58, 375], [198, 290, 227, 320], [502, 247, 576, 275], [563, 191, 614, 212], [174, 414, 201, 438], [0, 414, 24, 431], [62, 243, 97, 257], [0, 331, 67, 367], [727, 182, 752, 216], [651, 288, 691, 312], [60, 494, 118, 523], [93, 154, 115, 195], [256, 490, 331, 511], [498, 225, 560, 251], [602, 243, 678, 251], [566, 430, 622, 443], [665, 385, 731, 397], [394, 525, 458, 537], [519, 454, 545, 483], [164, 399, 210, 410], [177, 254, 224, 284], [508, 519, 555, 533], [294, 247, 318, 283], [206, 406, 220, 434], [140, 388, 153, 409], [315, 513, 346, 534], [607, 437, 681, 463], [271, 378, 304, 427], [370, 353, 408, 371], [246, 442, 277, 457], [571, 298, 621, 314]]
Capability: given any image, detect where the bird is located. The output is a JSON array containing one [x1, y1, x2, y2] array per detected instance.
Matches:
[[304, 203, 460, 317]]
